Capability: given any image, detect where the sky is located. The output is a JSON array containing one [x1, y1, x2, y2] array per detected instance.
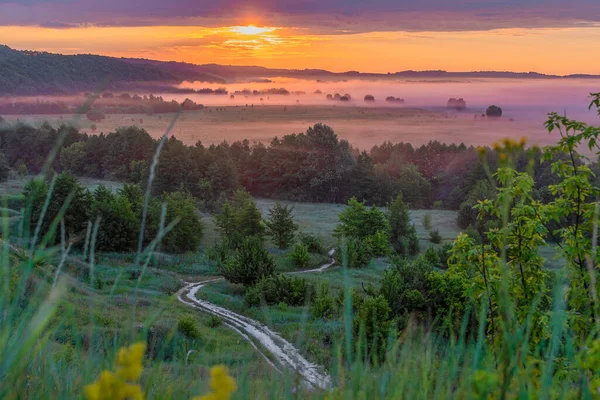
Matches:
[[1, 0, 600, 74]]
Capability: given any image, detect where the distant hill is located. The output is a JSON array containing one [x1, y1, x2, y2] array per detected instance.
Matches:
[[0, 46, 225, 95], [1, 45, 599, 95]]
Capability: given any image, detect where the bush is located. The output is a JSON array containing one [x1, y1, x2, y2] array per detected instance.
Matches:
[[429, 229, 442, 244], [289, 243, 310, 269], [422, 213, 432, 230], [299, 232, 325, 254], [423, 247, 440, 267], [86, 109, 106, 122], [311, 282, 336, 319], [244, 274, 314, 307], [0, 152, 9, 182], [486, 105, 503, 117], [147, 191, 204, 253], [337, 237, 372, 269], [206, 315, 222, 328], [177, 316, 201, 339], [354, 295, 393, 362], [220, 236, 275, 287], [365, 230, 390, 257]]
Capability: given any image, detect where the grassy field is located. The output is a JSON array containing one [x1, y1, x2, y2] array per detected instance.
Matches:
[[2, 104, 554, 150]]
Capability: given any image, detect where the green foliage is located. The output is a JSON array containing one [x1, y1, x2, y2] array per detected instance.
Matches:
[[337, 237, 372, 269], [213, 189, 265, 247], [148, 191, 204, 253], [177, 316, 202, 339], [422, 212, 432, 230], [265, 202, 298, 249], [298, 232, 325, 254], [24, 172, 93, 245], [334, 197, 389, 240], [486, 105, 503, 117], [429, 229, 442, 244], [244, 274, 314, 307], [92, 185, 138, 252], [205, 315, 222, 328], [354, 295, 393, 363], [220, 236, 275, 287], [289, 243, 310, 269], [311, 282, 337, 319], [0, 152, 9, 182], [387, 193, 419, 256], [364, 230, 390, 257]]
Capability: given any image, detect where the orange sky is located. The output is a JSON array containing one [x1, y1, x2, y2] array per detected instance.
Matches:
[[2, 24, 600, 74]]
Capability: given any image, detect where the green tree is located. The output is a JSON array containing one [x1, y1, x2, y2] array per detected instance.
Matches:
[[265, 202, 298, 249], [289, 243, 309, 269], [92, 185, 138, 252], [219, 236, 275, 287], [387, 194, 419, 255], [24, 172, 93, 244], [147, 191, 204, 253], [0, 152, 9, 182], [422, 213, 432, 230], [354, 295, 393, 363]]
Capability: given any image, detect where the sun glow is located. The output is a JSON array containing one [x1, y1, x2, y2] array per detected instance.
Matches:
[[230, 25, 276, 35]]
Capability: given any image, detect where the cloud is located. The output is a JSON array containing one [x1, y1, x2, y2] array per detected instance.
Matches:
[[1, 0, 600, 33]]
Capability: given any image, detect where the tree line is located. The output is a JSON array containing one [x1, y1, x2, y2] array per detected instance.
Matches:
[[1, 121, 576, 214]]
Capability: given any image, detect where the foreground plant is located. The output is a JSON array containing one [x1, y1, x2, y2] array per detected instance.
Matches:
[[84, 343, 146, 400]]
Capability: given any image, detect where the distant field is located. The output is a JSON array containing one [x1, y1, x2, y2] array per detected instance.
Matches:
[[2, 104, 554, 150]]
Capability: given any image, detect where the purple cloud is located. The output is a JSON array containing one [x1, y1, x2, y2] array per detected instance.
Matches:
[[1, 0, 600, 32]]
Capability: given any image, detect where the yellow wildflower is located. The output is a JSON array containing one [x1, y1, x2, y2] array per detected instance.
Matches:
[[116, 342, 146, 381], [85, 342, 146, 400], [193, 365, 237, 400]]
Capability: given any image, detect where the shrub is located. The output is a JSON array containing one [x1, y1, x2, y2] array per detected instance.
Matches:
[[289, 243, 310, 269], [365, 230, 390, 257], [220, 236, 275, 287], [354, 295, 393, 362], [206, 315, 222, 328], [299, 232, 325, 254], [0, 152, 9, 182], [422, 213, 432, 230], [337, 237, 372, 269], [486, 105, 503, 117], [147, 191, 204, 253], [244, 274, 314, 307], [177, 316, 201, 339], [423, 247, 440, 267], [86, 109, 106, 122], [311, 282, 336, 319], [429, 229, 442, 244]]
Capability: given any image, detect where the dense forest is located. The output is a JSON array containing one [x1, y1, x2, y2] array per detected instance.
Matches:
[[0, 118, 590, 243]]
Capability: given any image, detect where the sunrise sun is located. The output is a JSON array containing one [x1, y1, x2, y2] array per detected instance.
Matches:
[[230, 25, 276, 35]]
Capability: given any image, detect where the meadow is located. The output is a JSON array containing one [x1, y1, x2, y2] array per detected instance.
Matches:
[[2, 104, 558, 150]]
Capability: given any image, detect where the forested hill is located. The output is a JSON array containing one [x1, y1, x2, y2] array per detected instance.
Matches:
[[2, 44, 600, 95], [0, 45, 224, 95]]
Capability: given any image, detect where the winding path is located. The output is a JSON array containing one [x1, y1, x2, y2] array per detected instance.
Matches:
[[176, 249, 336, 390]]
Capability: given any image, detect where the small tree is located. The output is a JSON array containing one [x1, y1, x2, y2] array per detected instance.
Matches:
[[0, 153, 9, 182], [289, 243, 309, 269], [422, 213, 432, 231], [429, 229, 442, 244], [220, 236, 275, 287], [265, 202, 298, 249], [486, 105, 503, 117], [86, 109, 106, 122], [337, 237, 372, 269]]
